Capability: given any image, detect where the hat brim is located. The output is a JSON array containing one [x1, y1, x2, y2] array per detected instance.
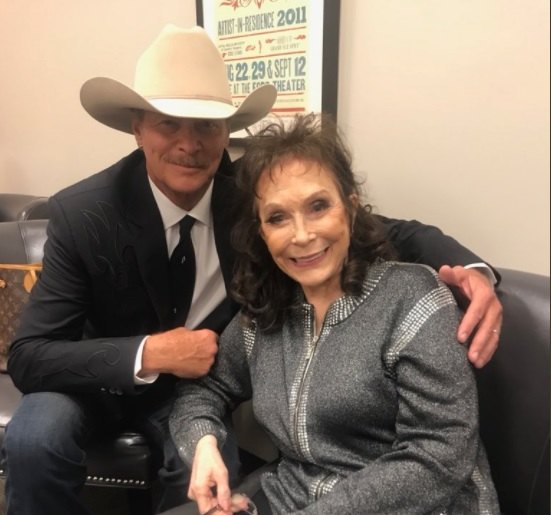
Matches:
[[80, 77, 276, 134]]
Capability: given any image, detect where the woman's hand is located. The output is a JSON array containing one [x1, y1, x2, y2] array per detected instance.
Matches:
[[188, 435, 233, 515]]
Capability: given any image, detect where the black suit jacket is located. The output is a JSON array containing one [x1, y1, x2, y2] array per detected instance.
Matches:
[[9, 150, 239, 397]]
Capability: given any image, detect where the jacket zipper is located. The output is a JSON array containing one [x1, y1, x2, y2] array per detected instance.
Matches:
[[293, 309, 321, 459]]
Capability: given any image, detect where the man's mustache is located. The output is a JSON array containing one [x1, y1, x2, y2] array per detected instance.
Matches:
[[164, 156, 205, 168]]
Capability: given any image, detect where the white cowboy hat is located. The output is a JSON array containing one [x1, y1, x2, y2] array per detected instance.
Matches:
[[80, 25, 276, 134]]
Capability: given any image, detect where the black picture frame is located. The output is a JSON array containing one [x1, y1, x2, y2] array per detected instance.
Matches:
[[196, 0, 340, 144]]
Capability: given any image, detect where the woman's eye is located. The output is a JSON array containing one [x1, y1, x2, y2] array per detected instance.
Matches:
[[265, 213, 285, 225], [310, 199, 330, 213]]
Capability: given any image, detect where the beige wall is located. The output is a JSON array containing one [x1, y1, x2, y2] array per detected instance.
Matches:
[[1, 1, 549, 275]]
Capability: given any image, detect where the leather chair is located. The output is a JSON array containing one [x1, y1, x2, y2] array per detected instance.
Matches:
[[0, 194, 49, 222], [476, 268, 550, 515]]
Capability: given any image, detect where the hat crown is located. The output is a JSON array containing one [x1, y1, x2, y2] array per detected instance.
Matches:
[[80, 24, 277, 134], [134, 25, 232, 104]]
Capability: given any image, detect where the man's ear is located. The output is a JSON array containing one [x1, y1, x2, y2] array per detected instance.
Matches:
[[132, 125, 142, 146], [131, 112, 143, 147]]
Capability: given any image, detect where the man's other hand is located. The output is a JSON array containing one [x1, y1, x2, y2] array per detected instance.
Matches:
[[439, 265, 503, 368]]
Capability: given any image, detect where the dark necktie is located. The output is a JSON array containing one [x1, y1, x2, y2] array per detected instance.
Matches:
[[169, 215, 196, 325]]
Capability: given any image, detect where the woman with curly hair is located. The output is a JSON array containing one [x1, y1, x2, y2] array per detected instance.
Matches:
[[168, 114, 499, 515]]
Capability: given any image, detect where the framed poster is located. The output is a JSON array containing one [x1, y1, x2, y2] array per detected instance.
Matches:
[[196, 0, 340, 141]]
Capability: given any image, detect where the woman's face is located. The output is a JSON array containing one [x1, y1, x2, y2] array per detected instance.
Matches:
[[256, 158, 352, 303]]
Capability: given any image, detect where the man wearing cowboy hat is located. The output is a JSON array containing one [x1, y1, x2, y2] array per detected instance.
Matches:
[[3, 24, 501, 515]]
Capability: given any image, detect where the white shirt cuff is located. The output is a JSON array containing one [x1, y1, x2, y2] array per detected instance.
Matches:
[[464, 262, 497, 286], [134, 336, 159, 385]]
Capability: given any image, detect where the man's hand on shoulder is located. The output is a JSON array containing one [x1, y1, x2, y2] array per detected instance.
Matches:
[[139, 327, 218, 378], [439, 265, 503, 369]]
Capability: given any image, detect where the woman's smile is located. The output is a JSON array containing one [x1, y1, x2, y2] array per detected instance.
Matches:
[[290, 248, 328, 267]]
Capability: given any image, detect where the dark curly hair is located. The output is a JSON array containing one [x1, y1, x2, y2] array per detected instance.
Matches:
[[231, 113, 396, 331]]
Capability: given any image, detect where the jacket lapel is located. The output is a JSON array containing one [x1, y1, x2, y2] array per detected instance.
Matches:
[[120, 154, 174, 329]]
